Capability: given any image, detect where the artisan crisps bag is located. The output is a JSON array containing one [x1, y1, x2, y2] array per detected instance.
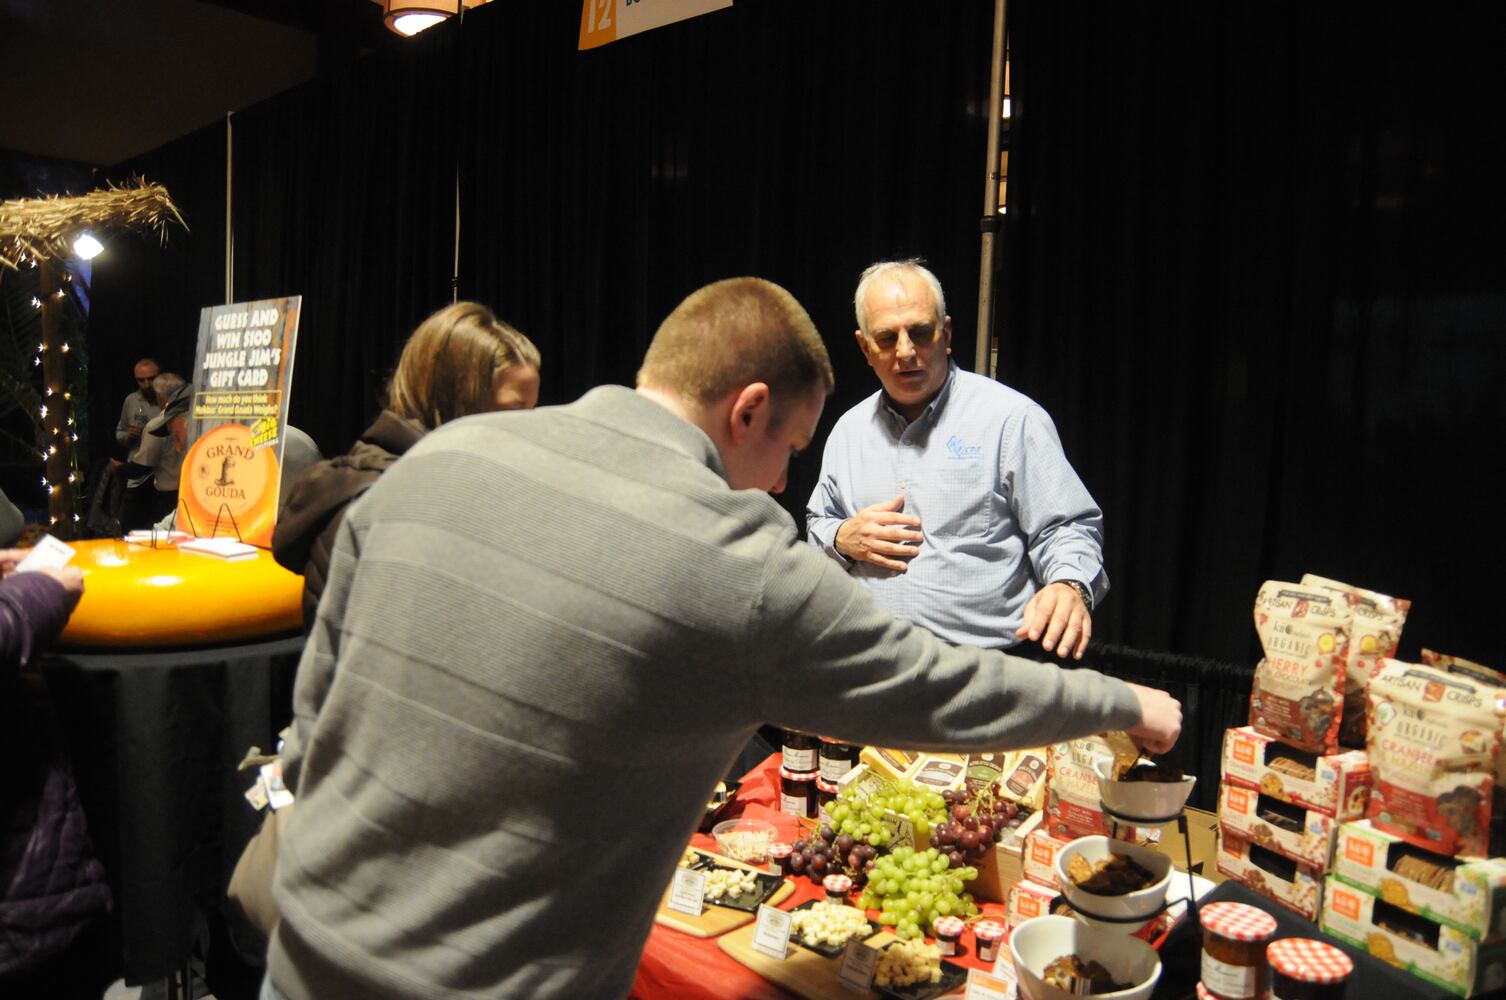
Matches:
[[1250, 581, 1354, 754], [1367, 659, 1506, 857], [1300, 574, 1410, 749], [1423, 648, 1506, 688], [1045, 731, 1143, 839]]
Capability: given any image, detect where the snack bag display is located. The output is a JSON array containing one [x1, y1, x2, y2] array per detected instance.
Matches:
[[1423, 649, 1506, 688], [1045, 733, 1151, 841], [1366, 659, 1506, 858], [1301, 574, 1410, 749], [1250, 581, 1354, 754]]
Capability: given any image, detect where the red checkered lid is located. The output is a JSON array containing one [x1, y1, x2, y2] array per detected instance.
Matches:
[[972, 920, 1006, 941], [823, 874, 853, 894], [933, 916, 965, 936], [779, 766, 817, 781], [816, 776, 840, 792], [1200, 901, 1277, 942], [1195, 982, 1214, 1000], [1267, 937, 1354, 983], [768, 842, 793, 858]]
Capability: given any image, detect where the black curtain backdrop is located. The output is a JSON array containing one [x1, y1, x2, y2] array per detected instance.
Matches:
[[86, 0, 994, 528], [1005, 2, 1506, 669]]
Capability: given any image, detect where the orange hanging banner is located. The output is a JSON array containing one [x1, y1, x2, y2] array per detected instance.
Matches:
[[579, 0, 732, 50]]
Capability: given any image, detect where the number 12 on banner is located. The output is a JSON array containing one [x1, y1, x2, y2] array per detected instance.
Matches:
[[579, 0, 733, 50]]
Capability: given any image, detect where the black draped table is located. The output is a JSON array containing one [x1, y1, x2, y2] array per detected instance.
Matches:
[[40, 634, 303, 985]]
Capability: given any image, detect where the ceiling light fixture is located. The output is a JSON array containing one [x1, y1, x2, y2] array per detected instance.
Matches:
[[382, 0, 492, 37], [72, 231, 104, 259]]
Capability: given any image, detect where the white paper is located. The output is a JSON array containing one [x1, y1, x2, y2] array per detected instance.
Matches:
[[666, 867, 706, 917], [15, 534, 75, 572], [750, 903, 792, 960], [966, 967, 1015, 1000], [991, 949, 1020, 994], [838, 939, 879, 992]]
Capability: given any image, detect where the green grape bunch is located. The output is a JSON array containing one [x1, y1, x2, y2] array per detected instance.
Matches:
[[856, 846, 981, 939], [827, 778, 950, 849]]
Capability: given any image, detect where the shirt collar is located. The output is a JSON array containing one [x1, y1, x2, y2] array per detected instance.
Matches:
[[573, 385, 729, 482], [878, 361, 959, 431]]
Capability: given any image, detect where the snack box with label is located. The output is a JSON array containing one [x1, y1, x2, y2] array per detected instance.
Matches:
[[857, 747, 970, 792], [1003, 878, 1170, 943], [1332, 819, 1506, 942], [1022, 827, 1075, 890], [1322, 876, 1506, 997], [1216, 831, 1324, 921], [1222, 725, 1371, 820], [966, 810, 1041, 904], [1217, 779, 1337, 869], [859, 746, 925, 783]]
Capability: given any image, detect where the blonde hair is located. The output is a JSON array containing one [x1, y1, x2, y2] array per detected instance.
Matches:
[[637, 278, 833, 422], [386, 302, 540, 430]]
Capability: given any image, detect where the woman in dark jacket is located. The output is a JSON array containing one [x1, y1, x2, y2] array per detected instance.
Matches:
[[273, 302, 541, 624]]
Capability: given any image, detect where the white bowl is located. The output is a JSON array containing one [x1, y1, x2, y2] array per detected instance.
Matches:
[[710, 817, 777, 865], [1009, 914, 1162, 1000], [1054, 836, 1173, 928], [1094, 757, 1196, 824]]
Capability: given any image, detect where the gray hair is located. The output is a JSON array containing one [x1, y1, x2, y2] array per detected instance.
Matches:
[[152, 372, 186, 398], [854, 259, 947, 337]]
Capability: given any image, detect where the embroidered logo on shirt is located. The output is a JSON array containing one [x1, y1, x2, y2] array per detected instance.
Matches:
[[945, 435, 982, 460]]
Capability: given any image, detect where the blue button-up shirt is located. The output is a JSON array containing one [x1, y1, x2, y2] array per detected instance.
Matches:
[[806, 364, 1107, 648]]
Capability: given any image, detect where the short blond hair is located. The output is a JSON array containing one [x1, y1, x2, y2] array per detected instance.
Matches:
[[637, 278, 833, 421], [387, 301, 540, 430]]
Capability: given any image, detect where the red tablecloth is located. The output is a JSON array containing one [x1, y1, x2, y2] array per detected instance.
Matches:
[[629, 755, 1010, 1000]]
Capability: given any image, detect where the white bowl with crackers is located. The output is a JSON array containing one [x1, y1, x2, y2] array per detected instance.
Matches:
[[1009, 914, 1161, 1000], [1094, 757, 1197, 824], [1054, 835, 1173, 929]]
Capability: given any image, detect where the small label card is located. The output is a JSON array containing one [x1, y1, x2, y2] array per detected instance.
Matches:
[[750, 903, 792, 960], [965, 968, 1015, 1000], [16, 535, 75, 572], [838, 938, 879, 992], [666, 867, 707, 917]]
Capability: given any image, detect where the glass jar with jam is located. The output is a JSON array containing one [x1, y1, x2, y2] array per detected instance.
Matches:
[[1267, 937, 1353, 1000], [816, 776, 840, 819], [1199, 901, 1277, 1000], [818, 738, 859, 782], [779, 766, 818, 818], [782, 730, 819, 772]]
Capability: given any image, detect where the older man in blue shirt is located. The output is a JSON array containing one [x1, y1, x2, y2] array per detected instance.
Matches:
[[806, 260, 1105, 659]]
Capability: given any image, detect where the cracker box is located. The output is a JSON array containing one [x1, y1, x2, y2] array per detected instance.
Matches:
[[1006, 877, 1064, 929], [1332, 819, 1506, 942], [906, 753, 968, 793], [1222, 725, 1371, 819], [1322, 876, 1506, 997], [1022, 827, 1074, 890], [1216, 831, 1323, 921], [860, 746, 925, 783], [1217, 779, 1337, 869]]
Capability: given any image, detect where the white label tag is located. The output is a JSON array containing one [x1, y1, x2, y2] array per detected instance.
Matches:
[[966, 967, 1015, 1000], [259, 762, 294, 809], [838, 939, 879, 992], [992, 948, 1019, 992], [243, 778, 270, 811], [16, 535, 75, 572], [750, 903, 792, 960], [667, 867, 706, 917]]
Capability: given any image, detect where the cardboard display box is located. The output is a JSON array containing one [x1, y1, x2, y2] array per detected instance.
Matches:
[[1217, 779, 1337, 869], [1322, 876, 1506, 997], [1333, 820, 1506, 942], [1222, 725, 1371, 820], [1216, 831, 1323, 921]]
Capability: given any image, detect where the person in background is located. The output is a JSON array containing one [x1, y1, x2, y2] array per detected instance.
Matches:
[[0, 488, 23, 547], [807, 259, 1106, 660], [260, 277, 1180, 1000], [1, 551, 113, 999], [114, 373, 190, 530], [114, 357, 162, 528], [273, 301, 541, 625]]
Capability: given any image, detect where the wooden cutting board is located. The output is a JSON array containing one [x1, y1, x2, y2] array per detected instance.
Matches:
[[653, 847, 796, 938], [719, 923, 899, 1000]]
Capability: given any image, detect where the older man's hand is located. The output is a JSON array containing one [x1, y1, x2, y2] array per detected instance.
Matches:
[[835, 494, 924, 573], [1015, 582, 1092, 660]]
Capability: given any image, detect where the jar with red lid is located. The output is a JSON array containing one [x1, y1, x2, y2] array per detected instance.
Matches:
[[819, 738, 860, 781], [816, 776, 840, 818], [768, 841, 793, 876], [1267, 937, 1353, 1000], [972, 920, 1005, 962], [782, 731, 819, 772], [932, 915, 964, 955], [779, 766, 818, 818], [822, 873, 853, 902], [1199, 902, 1277, 1000]]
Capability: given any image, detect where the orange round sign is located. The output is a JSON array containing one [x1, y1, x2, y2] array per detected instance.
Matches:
[[180, 423, 280, 544]]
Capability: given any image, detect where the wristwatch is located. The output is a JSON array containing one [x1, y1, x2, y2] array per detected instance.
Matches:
[[1055, 579, 1093, 611]]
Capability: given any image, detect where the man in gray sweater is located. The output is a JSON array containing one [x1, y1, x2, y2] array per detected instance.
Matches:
[[265, 278, 1180, 1000]]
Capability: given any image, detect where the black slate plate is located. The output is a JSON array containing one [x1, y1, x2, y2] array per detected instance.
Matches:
[[872, 943, 969, 1000], [699, 864, 784, 912], [786, 898, 880, 958]]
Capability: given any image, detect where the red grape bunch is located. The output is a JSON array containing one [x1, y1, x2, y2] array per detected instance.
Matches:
[[930, 785, 1026, 869], [790, 824, 879, 885]]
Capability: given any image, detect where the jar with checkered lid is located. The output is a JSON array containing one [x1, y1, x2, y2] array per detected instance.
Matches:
[[1267, 937, 1353, 1000], [1200, 901, 1277, 1000]]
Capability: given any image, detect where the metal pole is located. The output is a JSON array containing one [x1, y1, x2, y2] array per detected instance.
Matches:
[[225, 111, 234, 304], [974, 0, 1007, 377]]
